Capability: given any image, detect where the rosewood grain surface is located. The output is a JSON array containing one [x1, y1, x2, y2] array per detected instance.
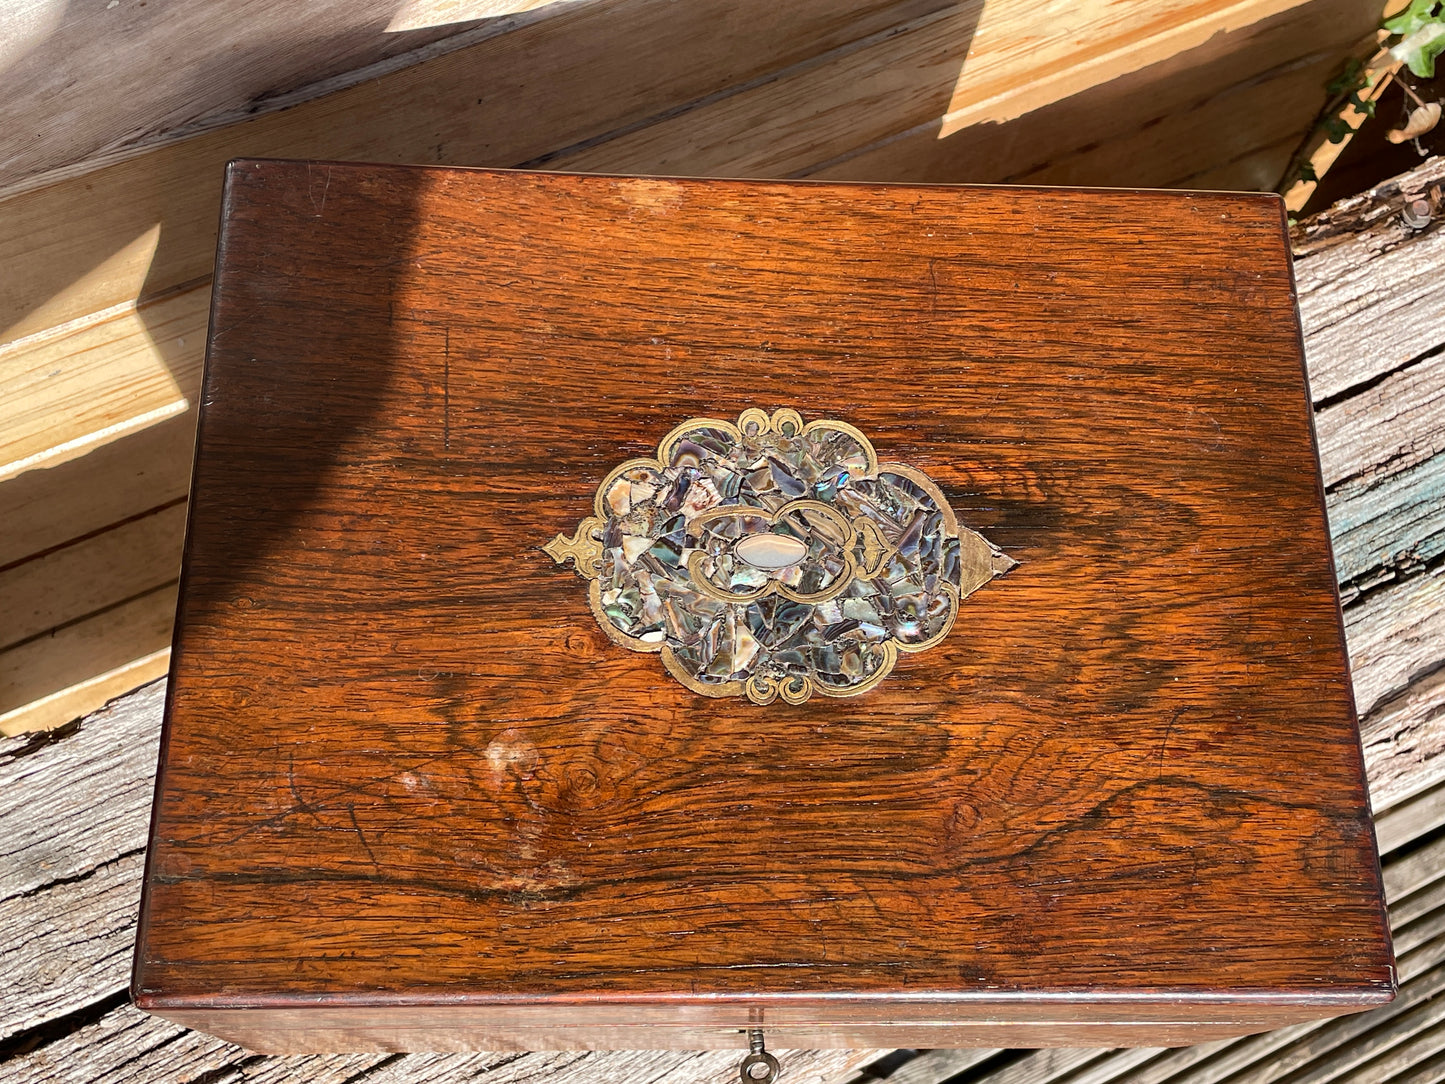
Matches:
[[133, 161, 1393, 1050]]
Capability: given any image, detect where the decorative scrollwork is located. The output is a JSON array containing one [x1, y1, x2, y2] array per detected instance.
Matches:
[[542, 516, 604, 578], [546, 409, 1013, 704]]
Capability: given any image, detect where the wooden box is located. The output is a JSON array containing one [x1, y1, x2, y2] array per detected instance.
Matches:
[[132, 160, 1393, 1055]]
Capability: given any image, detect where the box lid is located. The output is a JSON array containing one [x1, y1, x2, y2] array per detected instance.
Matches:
[[134, 161, 1392, 1046]]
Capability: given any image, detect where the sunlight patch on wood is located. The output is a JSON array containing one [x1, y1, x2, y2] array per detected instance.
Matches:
[[385, 0, 580, 32]]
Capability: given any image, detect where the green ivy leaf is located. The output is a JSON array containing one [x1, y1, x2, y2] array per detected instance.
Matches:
[[1347, 91, 1378, 117], [1327, 57, 1365, 95], [1298, 162, 1319, 183], [1323, 116, 1353, 142], [1384, 0, 1442, 38], [1392, 21, 1445, 77]]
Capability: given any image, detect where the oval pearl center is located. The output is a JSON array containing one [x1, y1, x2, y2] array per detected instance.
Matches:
[[735, 533, 809, 570]]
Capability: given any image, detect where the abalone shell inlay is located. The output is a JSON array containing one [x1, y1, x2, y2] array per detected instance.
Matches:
[[544, 408, 1014, 705]]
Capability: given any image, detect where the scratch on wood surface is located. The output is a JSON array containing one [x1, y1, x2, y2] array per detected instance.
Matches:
[[1157, 708, 1184, 782], [308, 164, 332, 218], [346, 806, 379, 869]]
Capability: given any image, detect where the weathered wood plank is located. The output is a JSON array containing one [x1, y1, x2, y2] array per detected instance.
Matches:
[[1369, 786, 1445, 861], [1291, 157, 1445, 258], [1393, 875, 1445, 950], [885, 1048, 1000, 1084], [1383, 1046, 1445, 1084], [1328, 457, 1445, 596], [1364, 666, 1445, 816], [1165, 133, 1302, 193], [0, 680, 164, 904], [1397, 904, 1445, 962], [548, 0, 1362, 188], [1, 852, 145, 1045], [1385, 831, 1445, 912], [546, 3, 981, 177], [1332, 1026, 1445, 1084], [0, 682, 164, 1046], [1099, 1024, 1321, 1084], [1344, 568, 1445, 720], [1315, 350, 1444, 492], [944, 1049, 1101, 1084], [1290, 167, 1445, 824], [1296, 208, 1445, 406]]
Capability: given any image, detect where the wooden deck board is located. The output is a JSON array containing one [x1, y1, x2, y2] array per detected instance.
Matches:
[[3, 159, 1444, 1081]]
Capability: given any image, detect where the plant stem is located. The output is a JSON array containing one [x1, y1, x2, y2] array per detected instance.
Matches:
[[1401, 80, 1429, 107]]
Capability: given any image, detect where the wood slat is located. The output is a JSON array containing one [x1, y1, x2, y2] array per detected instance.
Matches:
[[0, 0, 565, 198], [0, 0, 939, 341], [1383, 1047, 1445, 1084], [886, 1049, 1001, 1083], [1365, 667, 1445, 817], [1296, 220, 1445, 407], [1223, 967, 1445, 1084], [548, 0, 1366, 190], [1385, 832, 1445, 912], [1316, 350, 1444, 492], [1373, 732, 1445, 850], [1291, 161, 1445, 820], [1381, 849, 1445, 936], [0, 285, 207, 481], [2, 853, 146, 1045], [0, 681, 163, 1042], [546, 2, 982, 177], [807, 0, 1374, 189], [1344, 569, 1445, 721], [0, 502, 186, 652], [0, 585, 176, 735], [0, 413, 194, 568], [1328, 459, 1445, 595], [1336, 1028, 1445, 1084]]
